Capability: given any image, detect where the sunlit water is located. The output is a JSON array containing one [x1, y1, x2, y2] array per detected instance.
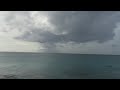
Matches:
[[0, 52, 119, 79]]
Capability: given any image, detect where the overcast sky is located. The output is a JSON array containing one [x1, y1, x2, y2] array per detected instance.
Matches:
[[0, 11, 120, 54]]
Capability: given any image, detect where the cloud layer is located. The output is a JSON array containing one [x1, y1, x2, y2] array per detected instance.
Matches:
[[0, 11, 120, 53], [3, 11, 120, 43]]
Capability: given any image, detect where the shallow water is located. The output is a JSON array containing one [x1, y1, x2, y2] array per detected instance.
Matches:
[[0, 52, 119, 79]]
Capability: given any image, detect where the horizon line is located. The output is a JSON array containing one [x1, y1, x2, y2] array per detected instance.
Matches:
[[0, 51, 119, 56]]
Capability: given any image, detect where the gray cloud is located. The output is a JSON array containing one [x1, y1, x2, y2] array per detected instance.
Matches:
[[14, 11, 120, 44], [47, 11, 120, 43], [3, 11, 120, 52]]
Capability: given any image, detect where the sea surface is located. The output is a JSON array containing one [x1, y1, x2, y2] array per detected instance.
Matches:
[[0, 52, 119, 79]]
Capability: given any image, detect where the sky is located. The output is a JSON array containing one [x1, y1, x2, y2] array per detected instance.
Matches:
[[1, 11, 120, 54]]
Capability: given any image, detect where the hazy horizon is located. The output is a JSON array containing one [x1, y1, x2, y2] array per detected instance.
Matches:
[[0, 51, 119, 56]]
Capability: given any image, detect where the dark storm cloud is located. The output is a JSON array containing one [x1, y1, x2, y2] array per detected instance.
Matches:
[[45, 11, 120, 43], [6, 11, 120, 44]]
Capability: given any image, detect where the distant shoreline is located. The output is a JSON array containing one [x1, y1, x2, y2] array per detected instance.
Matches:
[[0, 52, 119, 56]]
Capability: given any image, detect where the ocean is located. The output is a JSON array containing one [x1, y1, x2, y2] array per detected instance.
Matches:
[[0, 52, 119, 79]]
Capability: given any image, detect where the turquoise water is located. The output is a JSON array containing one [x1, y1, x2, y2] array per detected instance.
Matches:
[[0, 52, 119, 79]]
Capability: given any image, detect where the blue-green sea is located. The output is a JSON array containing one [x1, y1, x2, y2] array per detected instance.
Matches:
[[0, 52, 119, 79]]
